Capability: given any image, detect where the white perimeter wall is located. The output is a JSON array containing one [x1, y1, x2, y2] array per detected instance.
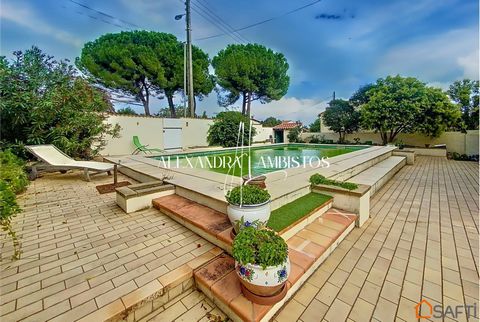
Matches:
[[102, 115, 274, 155], [302, 130, 479, 155]]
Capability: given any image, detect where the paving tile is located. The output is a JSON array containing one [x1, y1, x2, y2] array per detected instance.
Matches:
[[300, 298, 328, 322], [77, 299, 125, 322], [315, 282, 341, 306], [324, 298, 351, 322], [349, 298, 375, 321], [275, 299, 305, 322]]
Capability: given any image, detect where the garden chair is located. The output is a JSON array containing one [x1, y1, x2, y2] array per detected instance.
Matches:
[[132, 136, 164, 154], [26, 145, 114, 181]]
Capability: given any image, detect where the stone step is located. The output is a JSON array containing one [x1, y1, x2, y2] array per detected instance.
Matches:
[[348, 156, 406, 195], [193, 208, 357, 322], [153, 194, 235, 253], [152, 194, 334, 254]]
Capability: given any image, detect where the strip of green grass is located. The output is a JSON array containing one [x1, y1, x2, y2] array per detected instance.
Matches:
[[267, 193, 332, 232]]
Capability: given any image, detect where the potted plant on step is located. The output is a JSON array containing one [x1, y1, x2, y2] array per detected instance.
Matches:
[[232, 225, 290, 304], [226, 185, 271, 233]]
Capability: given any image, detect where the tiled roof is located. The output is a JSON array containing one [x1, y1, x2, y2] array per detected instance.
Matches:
[[273, 121, 300, 130]]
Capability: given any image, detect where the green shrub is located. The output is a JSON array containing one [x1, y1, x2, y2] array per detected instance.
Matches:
[[232, 226, 288, 269], [0, 150, 28, 260], [0, 150, 29, 193], [309, 174, 358, 190], [287, 126, 302, 143], [207, 111, 256, 147], [226, 185, 270, 205], [309, 136, 320, 144], [0, 47, 120, 159]]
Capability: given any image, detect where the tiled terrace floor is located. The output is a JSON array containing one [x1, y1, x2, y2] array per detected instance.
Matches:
[[1, 156, 478, 322], [0, 172, 220, 322], [274, 156, 479, 322]]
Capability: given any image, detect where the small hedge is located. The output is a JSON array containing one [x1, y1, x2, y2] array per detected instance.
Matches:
[[309, 174, 358, 190], [0, 150, 29, 260], [226, 185, 270, 205], [232, 226, 288, 269]]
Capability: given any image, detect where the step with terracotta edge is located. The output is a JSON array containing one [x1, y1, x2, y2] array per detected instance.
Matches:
[[153, 194, 235, 252], [152, 194, 334, 254], [193, 208, 357, 322]]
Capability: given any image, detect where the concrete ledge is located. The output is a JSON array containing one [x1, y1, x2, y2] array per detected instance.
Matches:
[[393, 149, 415, 164], [116, 181, 175, 213], [410, 147, 446, 157], [312, 184, 370, 227], [349, 156, 406, 196]]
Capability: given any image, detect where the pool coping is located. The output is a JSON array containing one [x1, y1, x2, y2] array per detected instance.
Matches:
[[105, 145, 396, 212]]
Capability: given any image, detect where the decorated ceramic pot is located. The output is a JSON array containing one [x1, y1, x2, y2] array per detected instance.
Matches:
[[227, 200, 271, 233], [236, 259, 290, 297]]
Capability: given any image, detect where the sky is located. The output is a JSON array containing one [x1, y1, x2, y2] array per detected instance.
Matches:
[[1, 0, 478, 124]]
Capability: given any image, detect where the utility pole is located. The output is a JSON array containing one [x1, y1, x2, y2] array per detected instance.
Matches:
[[333, 91, 336, 100], [186, 0, 195, 118]]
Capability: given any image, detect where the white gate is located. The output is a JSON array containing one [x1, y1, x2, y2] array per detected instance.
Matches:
[[163, 119, 182, 151]]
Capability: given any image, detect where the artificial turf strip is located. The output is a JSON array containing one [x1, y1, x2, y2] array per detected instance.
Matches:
[[267, 192, 332, 232]]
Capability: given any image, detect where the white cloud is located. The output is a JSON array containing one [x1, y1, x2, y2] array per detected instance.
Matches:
[[375, 27, 479, 82], [458, 50, 479, 80], [0, 2, 82, 47], [250, 97, 327, 125]]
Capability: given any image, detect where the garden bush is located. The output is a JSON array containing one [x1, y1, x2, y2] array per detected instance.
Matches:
[[309, 173, 358, 190], [207, 111, 256, 147], [287, 126, 302, 143], [0, 150, 29, 260], [0, 47, 120, 159], [232, 226, 288, 269], [226, 185, 270, 205]]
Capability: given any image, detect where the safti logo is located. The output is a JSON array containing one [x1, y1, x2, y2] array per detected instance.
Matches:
[[415, 299, 433, 318], [415, 299, 478, 319]]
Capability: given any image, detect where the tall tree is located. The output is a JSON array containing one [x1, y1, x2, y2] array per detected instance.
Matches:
[[309, 118, 321, 132], [447, 79, 479, 130], [212, 44, 290, 116], [360, 75, 460, 144], [349, 83, 375, 107], [77, 31, 214, 117], [262, 117, 282, 127], [0, 47, 119, 159], [416, 87, 460, 138], [322, 99, 360, 142]]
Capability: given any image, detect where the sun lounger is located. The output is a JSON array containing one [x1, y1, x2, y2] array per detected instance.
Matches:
[[26, 145, 114, 181], [132, 136, 164, 154]]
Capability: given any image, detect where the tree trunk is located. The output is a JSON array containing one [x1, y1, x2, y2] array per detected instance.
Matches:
[[193, 96, 197, 117], [246, 92, 252, 117], [139, 80, 150, 116], [166, 94, 176, 118], [241, 92, 247, 115], [380, 131, 387, 145]]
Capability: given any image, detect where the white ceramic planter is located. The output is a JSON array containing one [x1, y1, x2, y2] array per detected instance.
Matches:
[[227, 200, 271, 232], [236, 259, 290, 296]]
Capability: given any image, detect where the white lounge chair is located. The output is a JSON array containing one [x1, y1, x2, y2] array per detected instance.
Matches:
[[26, 145, 114, 181]]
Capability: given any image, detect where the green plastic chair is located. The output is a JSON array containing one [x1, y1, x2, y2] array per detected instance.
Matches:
[[132, 136, 164, 154]]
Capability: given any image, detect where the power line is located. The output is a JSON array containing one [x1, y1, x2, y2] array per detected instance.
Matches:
[[196, 0, 322, 41], [190, 2, 244, 43], [177, 0, 244, 44], [193, 0, 250, 43], [68, 0, 140, 28]]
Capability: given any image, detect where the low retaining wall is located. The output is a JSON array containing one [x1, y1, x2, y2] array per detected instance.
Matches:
[[302, 130, 479, 155]]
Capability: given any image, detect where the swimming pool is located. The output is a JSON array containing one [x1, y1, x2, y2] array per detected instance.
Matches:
[[152, 144, 367, 176]]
